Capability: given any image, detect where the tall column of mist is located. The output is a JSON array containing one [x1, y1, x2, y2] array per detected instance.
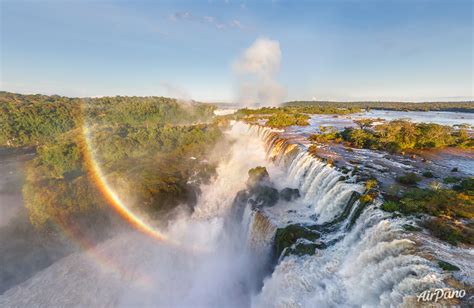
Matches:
[[233, 38, 286, 107]]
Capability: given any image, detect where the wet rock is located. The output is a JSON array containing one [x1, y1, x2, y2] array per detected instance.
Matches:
[[274, 224, 321, 258], [437, 260, 460, 271], [249, 185, 279, 208], [230, 190, 250, 221], [340, 166, 351, 174], [323, 191, 361, 230], [279, 188, 300, 202], [347, 197, 368, 230], [283, 241, 327, 257], [247, 166, 270, 187], [231, 166, 280, 215], [402, 224, 421, 232]]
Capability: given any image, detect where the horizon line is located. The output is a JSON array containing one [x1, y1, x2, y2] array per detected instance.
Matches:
[[1, 90, 473, 104]]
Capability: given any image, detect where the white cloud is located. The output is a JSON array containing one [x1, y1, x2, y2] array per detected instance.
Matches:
[[230, 19, 243, 29], [169, 11, 244, 30]]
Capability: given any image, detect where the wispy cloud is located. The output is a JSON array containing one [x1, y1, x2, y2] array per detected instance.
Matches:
[[169, 11, 244, 30]]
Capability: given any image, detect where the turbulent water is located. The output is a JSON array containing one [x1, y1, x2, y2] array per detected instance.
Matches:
[[245, 123, 452, 307], [0, 121, 470, 307]]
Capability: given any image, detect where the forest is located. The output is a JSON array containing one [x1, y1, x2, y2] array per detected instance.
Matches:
[[1, 91, 222, 236], [0, 92, 224, 293], [236, 105, 360, 117], [285, 100, 474, 112]]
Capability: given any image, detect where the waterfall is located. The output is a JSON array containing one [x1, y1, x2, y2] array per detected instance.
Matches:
[[246, 210, 276, 248], [246, 124, 365, 225], [253, 207, 446, 308], [241, 123, 449, 307]]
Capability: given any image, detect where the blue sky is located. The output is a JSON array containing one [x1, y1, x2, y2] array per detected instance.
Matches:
[[1, 0, 472, 102]]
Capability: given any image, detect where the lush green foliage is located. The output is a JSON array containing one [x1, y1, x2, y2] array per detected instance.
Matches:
[[422, 171, 434, 178], [0, 92, 215, 148], [381, 178, 474, 245], [236, 105, 361, 117], [233, 105, 360, 127], [1, 92, 221, 231], [85, 96, 215, 126], [310, 120, 473, 152], [265, 113, 310, 128], [309, 126, 342, 143], [422, 218, 473, 246], [396, 172, 421, 186], [0, 92, 79, 147]]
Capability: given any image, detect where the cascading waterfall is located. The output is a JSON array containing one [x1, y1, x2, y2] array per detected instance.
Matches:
[[242, 123, 448, 307], [246, 123, 365, 226]]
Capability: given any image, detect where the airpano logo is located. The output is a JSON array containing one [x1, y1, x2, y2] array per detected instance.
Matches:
[[417, 288, 466, 302]]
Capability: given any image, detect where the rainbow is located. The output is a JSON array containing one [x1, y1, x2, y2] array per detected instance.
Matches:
[[80, 124, 170, 243], [65, 104, 209, 283]]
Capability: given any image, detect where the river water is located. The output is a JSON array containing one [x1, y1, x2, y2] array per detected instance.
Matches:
[[288, 110, 473, 137]]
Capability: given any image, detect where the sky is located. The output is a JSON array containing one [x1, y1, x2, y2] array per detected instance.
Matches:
[[1, 0, 473, 102]]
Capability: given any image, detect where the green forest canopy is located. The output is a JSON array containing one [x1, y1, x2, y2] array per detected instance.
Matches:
[[0, 92, 221, 232]]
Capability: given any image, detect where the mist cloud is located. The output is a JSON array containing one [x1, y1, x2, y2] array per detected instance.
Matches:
[[233, 38, 286, 106]]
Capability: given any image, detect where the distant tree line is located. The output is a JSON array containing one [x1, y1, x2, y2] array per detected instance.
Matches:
[[236, 105, 360, 117], [0, 91, 215, 147], [284, 100, 474, 113]]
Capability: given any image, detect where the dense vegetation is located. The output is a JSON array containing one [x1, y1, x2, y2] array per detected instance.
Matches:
[[236, 105, 361, 116], [233, 105, 359, 128], [0, 92, 79, 147], [265, 113, 310, 128], [0, 92, 222, 292], [381, 178, 474, 245], [285, 100, 474, 113], [0, 92, 221, 232], [0, 91, 215, 147], [310, 120, 473, 152]]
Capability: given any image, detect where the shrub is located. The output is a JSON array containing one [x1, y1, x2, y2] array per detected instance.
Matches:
[[360, 194, 374, 204], [365, 178, 378, 190], [422, 218, 473, 246], [422, 171, 434, 178], [443, 176, 462, 184], [453, 178, 474, 195], [381, 201, 400, 212], [396, 172, 420, 186]]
